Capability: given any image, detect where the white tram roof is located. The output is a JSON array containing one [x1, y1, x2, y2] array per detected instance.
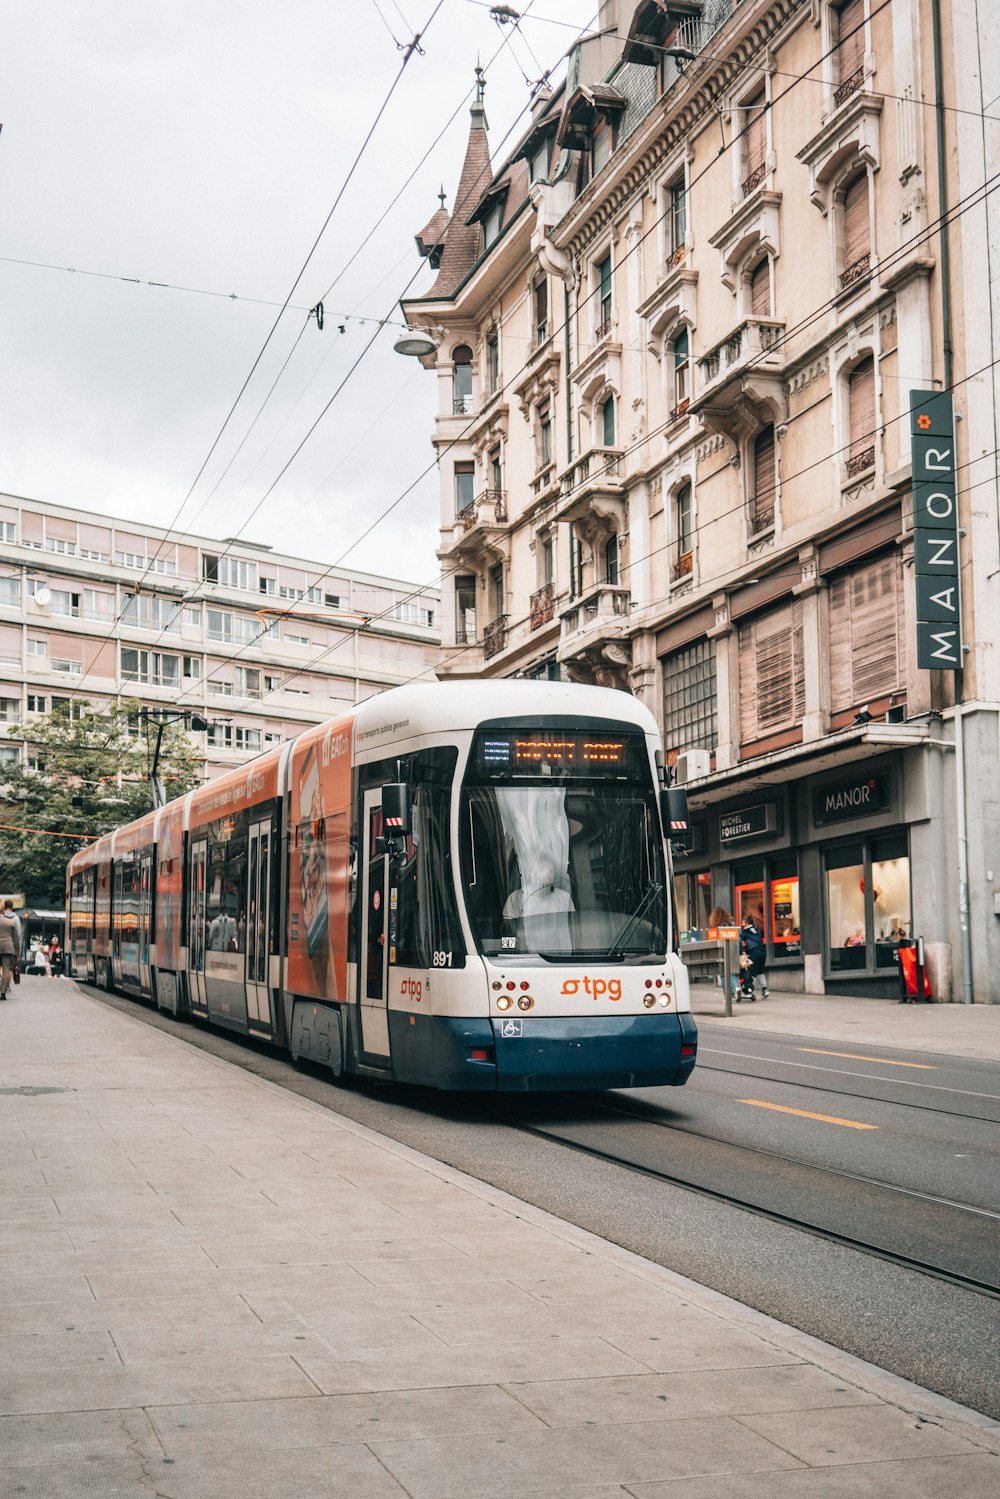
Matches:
[[349, 680, 659, 755]]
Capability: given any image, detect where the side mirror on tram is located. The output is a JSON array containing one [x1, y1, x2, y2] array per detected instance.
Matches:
[[661, 786, 691, 848], [381, 783, 412, 836], [377, 783, 412, 866]]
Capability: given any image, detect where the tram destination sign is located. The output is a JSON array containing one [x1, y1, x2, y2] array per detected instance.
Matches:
[[910, 389, 962, 669]]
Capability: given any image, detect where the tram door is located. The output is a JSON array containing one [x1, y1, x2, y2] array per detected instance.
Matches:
[[359, 790, 391, 1061], [188, 838, 208, 1010], [138, 850, 153, 995], [245, 818, 273, 1031]]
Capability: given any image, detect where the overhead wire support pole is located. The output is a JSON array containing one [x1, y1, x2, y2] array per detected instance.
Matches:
[[930, 0, 973, 1003]]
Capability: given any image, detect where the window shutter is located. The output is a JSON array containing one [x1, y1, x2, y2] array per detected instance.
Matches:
[[849, 359, 875, 457], [851, 558, 901, 701], [837, 0, 865, 80], [752, 426, 776, 527], [750, 260, 770, 316], [739, 601, 804, 741], [745, 97, 766, 176], [828, 556, 904, 710], [843, 175, 870, 266]]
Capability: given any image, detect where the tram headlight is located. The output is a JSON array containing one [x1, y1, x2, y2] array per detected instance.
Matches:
[[517, 995, 533, 1011], [643, 994, 657, 1008], [496, 994, 512, 1010], [658, 993, 672, 1007]]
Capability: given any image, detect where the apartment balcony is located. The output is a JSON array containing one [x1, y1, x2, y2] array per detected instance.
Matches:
[[690, 317, 787, 442], [482, 614, 508, 661], [446, 489, 510, 567], [530, 583, 555, 630], [555, 447, 625, 529], [557, 585, 633, 691], [559, 584, 630, 647]]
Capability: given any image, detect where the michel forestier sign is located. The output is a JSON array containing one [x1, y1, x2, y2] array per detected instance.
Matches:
[[910, 389, 963, 669]]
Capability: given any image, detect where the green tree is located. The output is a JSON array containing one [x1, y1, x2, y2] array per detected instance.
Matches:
[[1, 700, 201, 905]]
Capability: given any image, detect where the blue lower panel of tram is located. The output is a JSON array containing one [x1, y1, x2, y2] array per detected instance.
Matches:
[[387, 1011, 697, 1092]]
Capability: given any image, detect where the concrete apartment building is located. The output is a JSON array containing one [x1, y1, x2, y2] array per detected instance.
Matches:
[[0, 494, 440, 778], [401, 0, 999, 998]]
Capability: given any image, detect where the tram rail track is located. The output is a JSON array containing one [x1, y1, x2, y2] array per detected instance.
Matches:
[[515, 1114, 1000, 1302]]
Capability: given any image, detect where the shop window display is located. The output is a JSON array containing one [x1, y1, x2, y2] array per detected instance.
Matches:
[[825, 834, 910, 973]]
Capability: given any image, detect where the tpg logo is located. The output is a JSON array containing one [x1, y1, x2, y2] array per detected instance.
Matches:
[[560, 977, 622, 1002], [399, 978, 423, 1002]]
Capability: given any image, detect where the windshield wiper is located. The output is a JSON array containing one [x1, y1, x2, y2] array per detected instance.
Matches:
[[604, 881, 663, 957]]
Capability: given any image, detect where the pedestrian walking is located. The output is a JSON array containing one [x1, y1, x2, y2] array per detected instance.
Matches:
[[739, 913, 769, 1000], [0, 899, 22, 999]]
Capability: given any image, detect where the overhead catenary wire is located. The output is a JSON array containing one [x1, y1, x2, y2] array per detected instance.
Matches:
[[157, 351, 1000, 724], [111, 160, 1000, 727], [64, 6, 606, 711], [46, 0, 990, 732], [67, 0, 447, 700]]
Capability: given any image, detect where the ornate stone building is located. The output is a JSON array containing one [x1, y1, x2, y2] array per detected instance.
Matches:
[[402, 0, 999, 1000]]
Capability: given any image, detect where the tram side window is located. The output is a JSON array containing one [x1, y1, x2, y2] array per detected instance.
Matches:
[[393, 783, 466, 970], [71, 869, 96, 945], [205, 818, 247, 952], [113, 861, 140, 953]]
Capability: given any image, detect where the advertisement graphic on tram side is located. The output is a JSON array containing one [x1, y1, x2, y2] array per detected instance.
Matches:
[[288, 717, 354, 1002]]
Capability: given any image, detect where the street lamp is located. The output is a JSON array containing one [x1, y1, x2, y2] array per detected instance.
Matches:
[[138, 709, 209, 809], [393, 327, 438, 358]]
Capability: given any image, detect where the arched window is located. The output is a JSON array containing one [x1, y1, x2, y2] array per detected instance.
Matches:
[[841, 173, 871, 288], [452, 345, 474, 415], [750, 259, 771, 317], [673, 328, 690, 412], [846, 357, 876, 476], [601, 394, 616, 447], [750, 426, 776, 534]]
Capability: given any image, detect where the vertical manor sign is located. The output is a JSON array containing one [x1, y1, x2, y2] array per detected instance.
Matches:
[[910, 389, 962, 668]]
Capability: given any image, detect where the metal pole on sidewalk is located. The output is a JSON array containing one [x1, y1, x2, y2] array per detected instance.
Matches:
[[723, 939, 733, 1018], [954, 705, 974, 1003]]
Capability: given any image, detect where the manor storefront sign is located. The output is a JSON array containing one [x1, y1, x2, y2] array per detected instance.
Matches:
[[814, 771, 891, 825], [910, 389, 962, 668]]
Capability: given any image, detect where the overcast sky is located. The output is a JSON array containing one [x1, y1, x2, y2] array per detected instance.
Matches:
[[1, 1, 595, 594]]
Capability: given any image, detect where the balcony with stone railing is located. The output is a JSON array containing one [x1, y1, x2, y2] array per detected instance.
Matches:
[[555, 447, 625, 529], [690, 317, 787, 441], [559, 584, 631, 648]]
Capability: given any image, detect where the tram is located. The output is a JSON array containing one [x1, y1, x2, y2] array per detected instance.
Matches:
[[66, 681, 697, 1091]]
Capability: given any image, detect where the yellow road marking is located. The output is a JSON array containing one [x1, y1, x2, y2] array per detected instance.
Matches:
[[739, 1099, 878, 1130], [797, 1047, 935, 1070]]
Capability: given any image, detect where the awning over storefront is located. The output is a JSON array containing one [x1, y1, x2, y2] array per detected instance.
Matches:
[[680, 723, 936, 807]]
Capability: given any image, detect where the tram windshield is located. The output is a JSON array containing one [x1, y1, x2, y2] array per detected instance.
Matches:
[[460, 727, 668, 960]]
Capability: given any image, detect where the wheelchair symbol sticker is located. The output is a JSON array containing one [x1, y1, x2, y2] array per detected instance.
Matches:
[[499, 1017, 522, 1038]]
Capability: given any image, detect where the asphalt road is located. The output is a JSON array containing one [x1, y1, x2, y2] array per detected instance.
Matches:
[[85, 988, 1000, 1419]]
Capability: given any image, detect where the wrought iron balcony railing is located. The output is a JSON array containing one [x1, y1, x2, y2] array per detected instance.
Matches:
[[483, 614, 508, 660], [530, 584, 555, 630]]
